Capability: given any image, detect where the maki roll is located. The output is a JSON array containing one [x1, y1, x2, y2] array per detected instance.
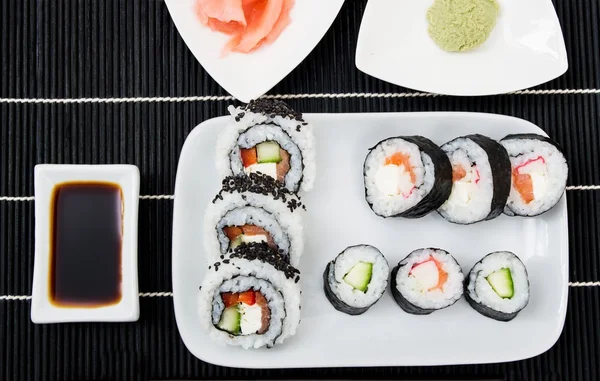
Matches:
[[323, 245, 389, 315], [204, 174, 305, 267], [216, 99, 316, 192], [501, 134, 568, 216], [197, 242, 301, 349], [364, 136, 452, 218], [391, 248, 464, 314], [465, 251, 530, 321], [438, 134, 511, 224]]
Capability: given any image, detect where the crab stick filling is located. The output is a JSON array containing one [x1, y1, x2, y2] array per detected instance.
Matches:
[[512, 156, 547, 204], [223, 225, 276, 249], [409, 256, 448, 292], [445, 164, 481, 206], [240, 141, 291, 183], [375, 152, 417, 197]]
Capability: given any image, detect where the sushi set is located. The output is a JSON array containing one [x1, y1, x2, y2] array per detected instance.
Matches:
[[172, 101, 569, 367]]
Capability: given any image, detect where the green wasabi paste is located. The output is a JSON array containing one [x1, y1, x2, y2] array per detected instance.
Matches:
[[427, 0, 500, 52]]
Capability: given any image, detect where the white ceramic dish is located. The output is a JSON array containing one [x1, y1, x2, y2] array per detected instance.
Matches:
[[31, 164, 140, 324], [172, 112, 568, 368], [165, 0, 345, 102], [356, 0, 568, 96]]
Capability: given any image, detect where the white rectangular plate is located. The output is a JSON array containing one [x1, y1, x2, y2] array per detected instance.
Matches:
[[356, 0, 568, 96], [172, 112, 568, 368]]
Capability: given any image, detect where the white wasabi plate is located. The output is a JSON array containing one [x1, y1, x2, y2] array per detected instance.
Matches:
[[356, 0, 569, 96], [172, 112, 568, 368], [165, 0, 345, 103]]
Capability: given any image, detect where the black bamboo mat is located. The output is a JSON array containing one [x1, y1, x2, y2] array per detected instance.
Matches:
[[1, 0, 600, 380]]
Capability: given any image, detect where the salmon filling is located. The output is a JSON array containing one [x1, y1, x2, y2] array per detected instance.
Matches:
[[240, 141, 291, 183], [409, 256, 448, 292], [223, 224, 276, 249], [512, 156, 547, 204], [445, 164, 481, 206], [452, 165, 480, 184], [375, 152, 417, 197], [218, 290, 271, 335]]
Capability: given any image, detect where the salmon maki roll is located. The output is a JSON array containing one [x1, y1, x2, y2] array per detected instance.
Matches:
[[500, 134, 568, 217], [363, 136, 452, 218], [391, 248, 464, 315], [216, 99, 316, 192], [438, 134, 511, 224]]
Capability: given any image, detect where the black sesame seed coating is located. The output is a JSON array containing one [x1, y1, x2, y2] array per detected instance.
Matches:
[[243, 99, 304, 122], [212, 173, 306, 212], [228, 242, 300, 281]]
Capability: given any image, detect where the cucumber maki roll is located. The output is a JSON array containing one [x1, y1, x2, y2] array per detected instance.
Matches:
[[364, 136, 452, 218], [500, 134, 568, 217], [216, 99, 316, 192], [438, 134, 511, 224], [197, 242, 301, 349], [465, 251, 530, 322], [204, 174, 305, 267], [323, 245, 389, 315], [391, 248, 464, 314]]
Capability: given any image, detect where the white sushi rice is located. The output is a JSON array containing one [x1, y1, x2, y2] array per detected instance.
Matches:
[[197, 257, 301, 349], [204, 191, 304, 267], [364, 138, 435, 217], [216, 105, 316, 192], [467, 251, 529, 314], [395, 248, 464, 310], [501, 138, 568, 216], [328, 245, 389, 308], [438, 138, 494, 224]]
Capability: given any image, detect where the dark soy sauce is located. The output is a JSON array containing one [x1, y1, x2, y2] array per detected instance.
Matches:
[[49, 182, 123, 307]]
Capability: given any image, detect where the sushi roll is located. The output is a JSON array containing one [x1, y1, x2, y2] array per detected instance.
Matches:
[[501, 134, 568, 217], [216, 99, 316, 192], [197, 242, 301, 349], [391, 248, 464, 314], [438, 134, 511, 224], [204, 174, 304, 267], [364, 136, 452, 218], [465, 251, 530, 322], [323, 245, 390, 315]]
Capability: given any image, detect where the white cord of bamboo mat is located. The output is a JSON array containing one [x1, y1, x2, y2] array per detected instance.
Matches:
[[0, 88, 599, 104], [0, 292, 173, 301], [2, 283, 600, 301], [1, 185, 598, 202]]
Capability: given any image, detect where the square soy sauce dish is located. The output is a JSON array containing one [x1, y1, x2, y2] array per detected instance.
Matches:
[[31, 164, 140, 323]]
